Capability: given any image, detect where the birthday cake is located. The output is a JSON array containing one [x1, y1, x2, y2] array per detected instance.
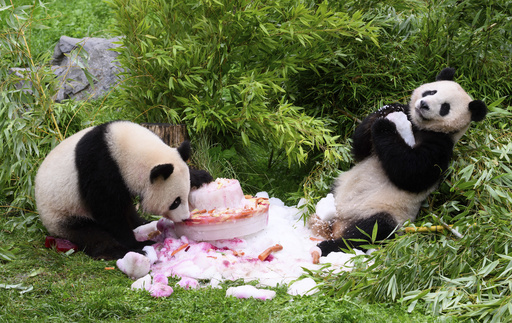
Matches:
[[175, 179, 269, 240]]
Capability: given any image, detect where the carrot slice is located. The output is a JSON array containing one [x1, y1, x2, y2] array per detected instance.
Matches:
[[258, 244, 283, 261], [311, 250, 321, 264], [171, 243, 189, 256]]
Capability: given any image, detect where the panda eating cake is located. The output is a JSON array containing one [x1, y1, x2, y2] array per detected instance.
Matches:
[[35, 121, 213, 260], [310, 68, 488, 256]]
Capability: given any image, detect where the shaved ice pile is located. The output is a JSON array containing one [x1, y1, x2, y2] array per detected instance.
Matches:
[[120, 192, 362, 300]]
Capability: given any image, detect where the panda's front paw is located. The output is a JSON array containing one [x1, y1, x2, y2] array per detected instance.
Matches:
[[386, 112, 415, 147], [317, 240, 339, 257], [376, 103, 404, 118], [371, 117, 396, 135], [317, 239, 353, 257]]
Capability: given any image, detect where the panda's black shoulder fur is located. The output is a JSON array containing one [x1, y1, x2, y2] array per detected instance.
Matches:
[[372, 120, 454, 192], [75, 122, 130, 212], [351, 103, 455, 193]]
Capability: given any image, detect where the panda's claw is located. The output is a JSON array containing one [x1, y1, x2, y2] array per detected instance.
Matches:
[[376, 103, 404, 118]]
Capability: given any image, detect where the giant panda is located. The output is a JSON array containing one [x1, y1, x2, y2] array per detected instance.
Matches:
[[35, 121, 213, 260], [310, 68, 488, 256]]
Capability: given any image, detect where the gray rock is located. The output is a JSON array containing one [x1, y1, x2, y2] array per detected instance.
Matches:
[[9, 36, 124, 102], [51, 36, 124, 102]]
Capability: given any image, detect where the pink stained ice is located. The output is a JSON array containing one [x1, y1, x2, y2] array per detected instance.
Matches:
[[226, 285, 276, 300], [127, 193, 362, 298], [177, 277, 199, 290], [149, 283, 173, 298], [116, 252, 151, 280]]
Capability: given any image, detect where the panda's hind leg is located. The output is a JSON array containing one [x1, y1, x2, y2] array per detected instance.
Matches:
[[317, 212, 398, 256], [60, 217, 152, 260]]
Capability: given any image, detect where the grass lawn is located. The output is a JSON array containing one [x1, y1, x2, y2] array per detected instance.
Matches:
[[0, 214, 436, 322]]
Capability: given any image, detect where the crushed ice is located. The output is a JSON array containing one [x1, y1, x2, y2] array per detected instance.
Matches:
[[121, 194, 362, 299]]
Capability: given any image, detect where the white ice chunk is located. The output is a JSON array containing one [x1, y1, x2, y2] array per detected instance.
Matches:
[[269, 197, 285, 207], [149, 283, 173, 298], [116, 252, 150, 280], [226, 285, 276, 300], [287, 277, 319, 296], [315, 193, 336, 221], [133, 221, 159, 242], [255, 191, 269, 199], [131, 274, 152, 291], [177, 277, 200, 290]]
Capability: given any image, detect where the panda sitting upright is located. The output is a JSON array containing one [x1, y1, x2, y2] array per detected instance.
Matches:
[[310, 68, 487, 256], [35, 121, 213, 260]]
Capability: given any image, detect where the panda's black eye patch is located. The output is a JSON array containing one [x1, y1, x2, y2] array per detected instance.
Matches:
[[440, 103, 451, 116], [422, 90, 437, 97], [169, 197, 181, 210]]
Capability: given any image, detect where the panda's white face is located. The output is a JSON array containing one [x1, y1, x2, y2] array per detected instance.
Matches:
[[409, 80, 473, 141], [106, 122, 192, 223], [142, 161, 191, 223]]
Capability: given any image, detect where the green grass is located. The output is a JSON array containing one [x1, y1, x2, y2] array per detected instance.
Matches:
[[0, 0, 114, 63], [0, 214, 436, 322]]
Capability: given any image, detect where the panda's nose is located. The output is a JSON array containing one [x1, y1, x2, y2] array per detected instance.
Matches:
[[419, 100, 429, 110]]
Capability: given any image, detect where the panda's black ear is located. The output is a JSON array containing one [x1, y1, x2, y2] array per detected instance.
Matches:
[[436, 68, 455, 81], [177, 141, 191, 162], [469, 100, 487, 122], [150, 164, 174, 183]]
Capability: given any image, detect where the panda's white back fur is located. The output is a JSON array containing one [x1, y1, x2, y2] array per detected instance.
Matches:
[[35, 127, 93, 235]]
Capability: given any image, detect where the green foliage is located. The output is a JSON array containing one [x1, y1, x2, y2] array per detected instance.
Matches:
[[0, 1, 121, 210], [1, 0, 512, 320], [290, 0, 512, 126], [108, 0, 378, 167], [0, 0, 114, 62]]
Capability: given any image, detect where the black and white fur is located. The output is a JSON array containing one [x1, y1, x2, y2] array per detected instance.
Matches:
[[311, 68, 487, 256], [35, 121, 212, 260]]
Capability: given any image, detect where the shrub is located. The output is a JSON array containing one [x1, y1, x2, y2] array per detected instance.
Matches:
[[301, 1, 512, 320], [107, 0, 379, 168]]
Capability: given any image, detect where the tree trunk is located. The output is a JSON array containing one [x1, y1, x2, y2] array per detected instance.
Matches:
[[140, 123, 188, 147]]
